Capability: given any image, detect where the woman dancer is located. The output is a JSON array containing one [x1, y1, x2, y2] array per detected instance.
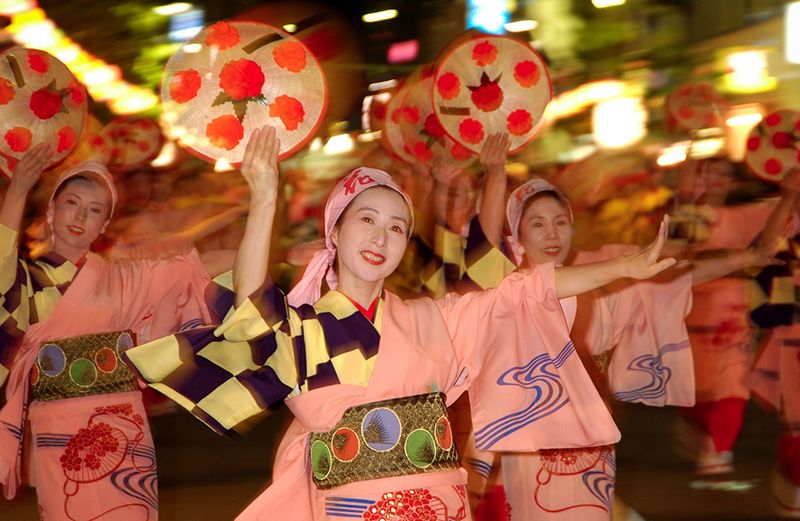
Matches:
[[124, 126, 678, 521], [0, 144, 214, 520]]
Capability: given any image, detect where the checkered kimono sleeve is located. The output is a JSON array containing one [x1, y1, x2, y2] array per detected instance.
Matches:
[[0, 224, 32, 390], [422, 216, 516, 297], [125, 279, 302, 435]]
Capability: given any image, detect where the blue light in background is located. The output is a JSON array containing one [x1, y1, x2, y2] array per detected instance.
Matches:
[[168, 9, 205, 42], [467, 0, 510, 34]]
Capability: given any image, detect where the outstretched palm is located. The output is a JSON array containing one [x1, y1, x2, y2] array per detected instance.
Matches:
[[621, 215, 677, 279]]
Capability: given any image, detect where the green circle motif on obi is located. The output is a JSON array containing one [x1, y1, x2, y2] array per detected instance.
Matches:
[[38, 343, 66, 377], [311, 440, 332, 481], [95, 347, 118, 374], [404, 428, 436, 469], [69, 358, 98, 388]]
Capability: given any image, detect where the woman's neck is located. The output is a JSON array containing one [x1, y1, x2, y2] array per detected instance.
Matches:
[[52, 240, 89, 264], [337, 277, 384, 309]]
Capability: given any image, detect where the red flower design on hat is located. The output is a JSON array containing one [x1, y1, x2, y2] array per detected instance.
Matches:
[[765, 113, 782, 126], [30, 87, 63, 120], [273, 41, 307, 73], [451, 142, 472, 161], [772, 132, 793, 149], [57, 126, 77, 153], [423, 113, 446, 139], [0, 79, 14, 105], [507, 109, 533, 136], [472, 40, 498, 67], [219, 59, 265, 101], [137, 140, 150, 152], [746, 136, 761, 151], [169, 69, 201, 104], [68, 82, 85, 105], [206, 114, 244, 150], [401, 106, 420, 125], [390, 108, 402, 124], [514, 60, 540, 88], [678, 106, 694, 120], [459, 118, 484, 144], [468, 72, 503, 113], [412, 141, 433, 162], [269, 94, 305, 131], [437, 72, 460, 100], [205, 21, 240, 50], [765, 158, 782, 175], [5, 127, 32, 152], [28, 53, 49, 74]]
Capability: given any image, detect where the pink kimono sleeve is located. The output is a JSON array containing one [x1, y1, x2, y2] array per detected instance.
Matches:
[[435, 264, 620, 452]]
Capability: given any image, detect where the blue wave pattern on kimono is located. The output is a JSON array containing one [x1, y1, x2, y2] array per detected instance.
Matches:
[[612, 340, 689, 403], [325, 496, 376, 518], [474, 341, 574, 450], [110, 467, 158, 510]]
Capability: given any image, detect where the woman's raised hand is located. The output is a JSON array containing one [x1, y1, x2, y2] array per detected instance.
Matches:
[[10, 143, 52, 195], [240, 126, 280, 203], [619, 215, 678, 279], [479, 132, 510, 175]]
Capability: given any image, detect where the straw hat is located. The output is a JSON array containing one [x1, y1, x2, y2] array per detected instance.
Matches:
[[383, 80, 414, 163], [744, 109, 799, 183], [94, 116, 164, 171], [0, 46, 87, 178], [161, 21, 327, 165], [664, 82, 727, 133], [432, 35, 552, 154]]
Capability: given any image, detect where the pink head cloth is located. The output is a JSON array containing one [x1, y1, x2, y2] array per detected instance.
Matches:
[[505, 177, 573, 266], [286, 167, 414, 307], [46, 160, 118, 242]]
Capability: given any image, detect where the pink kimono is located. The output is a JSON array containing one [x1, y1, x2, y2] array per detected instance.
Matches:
[[125, 264, 621, 521], [0, 231, 211, 521]]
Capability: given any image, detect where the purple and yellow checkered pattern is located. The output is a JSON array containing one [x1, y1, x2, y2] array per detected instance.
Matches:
[[422, 216, 515, 297], [126, 279, 383, 435]]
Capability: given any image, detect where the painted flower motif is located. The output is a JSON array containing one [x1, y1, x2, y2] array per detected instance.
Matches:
[[269, 94, 306, 131], [507, 109, 533, 136], [219, 59, 265, 101], [5, 127, 32, 152], [472, 40, 498, 67], [513, 60, 540, 88], [390, 108, 402, 124], [468, 72, 503, 113], [401, 106, 420, 125], [362, 489, 438, 521], [137, 140, 151, 152], [765, 158, 783, 175], [68, 83, 85, 105], [765, 112, 782, 126], [169, 69, 202, 104], [412, 141, 433, 162], [273, 41, 307, 73], [459, 118, 484, 144], [0, 79, 14, 105], [30, 88, 63, 120], [56, 126, 76, 153], [451, 141, 472, 161], [28, 53, 49, 74], [205, 21, 240, 50], [746, 136, 761, 151], [772, 131, 793, 149], [436, 72, 460, 100], [206, 114, 244, 150], [678, 106, 694, 120], [423, 113, 446, 139]]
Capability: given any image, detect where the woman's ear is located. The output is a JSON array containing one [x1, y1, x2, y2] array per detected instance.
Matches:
[[329, 228, 338, 248]]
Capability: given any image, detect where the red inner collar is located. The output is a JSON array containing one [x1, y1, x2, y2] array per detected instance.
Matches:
[[343, 293, 380, 322]]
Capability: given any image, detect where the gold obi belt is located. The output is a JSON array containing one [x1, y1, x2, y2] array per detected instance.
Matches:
[[308, 392, 459, 490], [31, 330, 138, 402]]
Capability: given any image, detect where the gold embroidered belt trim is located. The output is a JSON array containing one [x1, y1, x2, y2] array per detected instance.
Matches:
[[308, 392, 459, 490], [31, 330, 138, 402]]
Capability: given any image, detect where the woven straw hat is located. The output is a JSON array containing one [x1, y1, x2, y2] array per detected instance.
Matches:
[[744, 109, 799, 183], [664, 82, 727, 133], [94, 116, 164, 172]]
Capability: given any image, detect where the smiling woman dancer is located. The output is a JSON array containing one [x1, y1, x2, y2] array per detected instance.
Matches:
[[125, 126, 678, 521], [0, 145, 213, 520]]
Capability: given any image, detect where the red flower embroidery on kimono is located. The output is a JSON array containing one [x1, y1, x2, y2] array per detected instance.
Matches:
[[459, 118, 484, 144], [205, 21, 240, 50], [219, 59, 265, 101], [363, 489, 439, 520], [472, 41, 498, 66], [437, 72, 461, 100], [468, 72, 503, 113], [513, 60, 540, 88], [5, 127, 32, 152], [206, 115, 244, 150], [423, 113, 446, 139], [57, 126, 77, 153], [60, 422, 121, 473], [169, 69, 202, 104], [28, 53, 49, 74], [273, 41, 307, 73], [0, 78, 14, 105], [30, 88, 63, 120], [269, 95, 306, 131], [507, 109, 533, 136]]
